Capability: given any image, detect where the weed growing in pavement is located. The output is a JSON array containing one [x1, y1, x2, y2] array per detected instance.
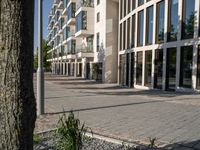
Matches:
[[148, 137, 157, 149], [56, 111, 91, 150]]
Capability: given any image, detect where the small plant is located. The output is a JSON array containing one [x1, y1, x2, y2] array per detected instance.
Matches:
[[33, 134, 42, 145], [56, 111, 90, 150], [148, 137, 157, 149]]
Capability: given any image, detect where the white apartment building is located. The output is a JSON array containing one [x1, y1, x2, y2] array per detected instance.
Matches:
[[48, 0, 200, 92], [119, 0, 200, 92], [47, 0, 119, 83]]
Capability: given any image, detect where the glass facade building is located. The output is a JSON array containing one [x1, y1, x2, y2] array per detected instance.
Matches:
[[119, 0, 200, 91]]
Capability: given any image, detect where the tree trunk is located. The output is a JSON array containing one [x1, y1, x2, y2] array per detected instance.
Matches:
[[0, 0, 36, 149]]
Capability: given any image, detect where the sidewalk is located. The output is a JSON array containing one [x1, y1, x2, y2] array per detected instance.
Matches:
[[34, 75, 200, 149]]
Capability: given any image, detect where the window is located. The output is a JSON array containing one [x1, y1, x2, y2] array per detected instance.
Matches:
[[156, 1, 165, 43], [138, 0, 144, 6], [167, 0, 179, 41], [96, 33, 100, 52], [120, 23, 122, 50], [131, 15, 135, 48], [180, 46, 193, 88], [67, 2, 76, 20], [67, 40, 76, 54], [137, 10, 144, 47], [145, 51, 152, 87], [182, 0, 195, 39], [132, 0, 136, 10], [123, 21, 126, 50], [127, 18, 130, 48], [97, 12, 100, 22], [136, 51, 143, 85], [76, 11, 87, 32], [97, 0, 100, 5], [120, 0, 123, 19], [128, 0, 131, 14], [146, 6, 154, 45], [154, 49, 163, 89], [124, 0, 127, 17]]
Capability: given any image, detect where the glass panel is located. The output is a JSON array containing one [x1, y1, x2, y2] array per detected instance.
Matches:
[[180, 46, 193, 88], [120, 0, 123, 19], [127, 18, 130, 48], [136, 51, 143, 85], [154, 49, 163, 89], [132, 0, 135, 10], [76, 11, 87, 32], [138, 0, 144, 6], [197, 47, 200, 89], [123, 21, 126, 49], [120, 23, 122, 50], [182, 0, 195, 39], [166, 48, 176, 91], [128, 0, 131, 13], [68, 3, 76, 20], [167, 0, 179, 41], [145, 51, 152, 86], [156, 1, 165, 43], [67, 40, 76, 54], [119, 54, 126, 85], [130, 52, 135, 87], [124, 0, 127, 17], [131, 15, 135, 48], [137, 10, 144, 47], [146, 6, 154, 45]]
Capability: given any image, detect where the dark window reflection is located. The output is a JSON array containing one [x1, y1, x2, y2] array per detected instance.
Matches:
[[146, 6, 153, 45], [180, 46, 193, 88], [156, 1, 165, 43], [182, 0, 195, 39], [145, 51, 152, 87], [168, 0, 179, 41], [138, 0, 144, 6], [154, 49, 163, 89], [138, 10, 144, 46], [136, 51, 143, 85]]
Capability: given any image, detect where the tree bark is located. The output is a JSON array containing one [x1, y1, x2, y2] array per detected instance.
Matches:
[[0, 0, 36, 149]]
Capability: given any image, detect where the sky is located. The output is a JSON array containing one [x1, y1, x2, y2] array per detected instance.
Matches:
[[34, 0, 53, 51]]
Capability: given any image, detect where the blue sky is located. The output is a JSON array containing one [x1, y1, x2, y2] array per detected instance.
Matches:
[[34, 0, 53, 51]]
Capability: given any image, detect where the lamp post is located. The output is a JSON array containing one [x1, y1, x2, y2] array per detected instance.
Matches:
[[37, 0, 44, 116]]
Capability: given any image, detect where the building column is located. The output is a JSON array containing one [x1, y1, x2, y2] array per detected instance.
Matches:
[[192, 45, 198, 90], [74, 59, 77, 77], [90, 63, 93, 79], [152, 49, 155, 89], [82, 58, 87, 78], [66, 62, 69, 76], [63, 62, 66, 75]]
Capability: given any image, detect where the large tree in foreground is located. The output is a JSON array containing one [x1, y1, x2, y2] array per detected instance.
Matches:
[[0, 0, 36, 149]]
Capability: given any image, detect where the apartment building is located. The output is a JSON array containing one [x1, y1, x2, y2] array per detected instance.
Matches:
[[47, 0, 119, 83], [119, 0, 200, 91]]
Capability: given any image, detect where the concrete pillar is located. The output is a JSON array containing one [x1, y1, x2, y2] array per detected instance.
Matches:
[[152, 49, 155, 89], [63, 62, 66, 75], [74, 59, 77, 77], [82, 58, 87, 78], [90, 63, 93, 79], [192, 45, 198, 89], [66, 62, 69, 76]]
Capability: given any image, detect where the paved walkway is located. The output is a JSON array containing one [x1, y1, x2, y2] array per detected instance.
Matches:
[[35, 74, 200, 149]]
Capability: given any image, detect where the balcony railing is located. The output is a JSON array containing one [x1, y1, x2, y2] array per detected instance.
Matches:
[[76, 45, 93, 53], [76, 0, 94, 11], [68, 30, 75, 37]]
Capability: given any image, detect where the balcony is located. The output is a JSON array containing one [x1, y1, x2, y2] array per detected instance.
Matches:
[[75, 8, 94, 37], [67, 2, 76, 25], [76, 0, 94, 11], [76, 45, 94, 58]]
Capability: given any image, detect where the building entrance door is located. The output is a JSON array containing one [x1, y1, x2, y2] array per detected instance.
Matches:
[[166, 48, 176, 91]]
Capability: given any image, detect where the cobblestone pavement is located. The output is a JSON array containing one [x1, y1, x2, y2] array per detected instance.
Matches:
[[34, 74, 200, 150]]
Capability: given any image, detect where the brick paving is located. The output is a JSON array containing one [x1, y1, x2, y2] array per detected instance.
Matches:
[[34, 74, 200, 149]]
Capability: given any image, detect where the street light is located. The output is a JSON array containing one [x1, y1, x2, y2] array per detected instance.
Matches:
[[37, 0, 44, 116]]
